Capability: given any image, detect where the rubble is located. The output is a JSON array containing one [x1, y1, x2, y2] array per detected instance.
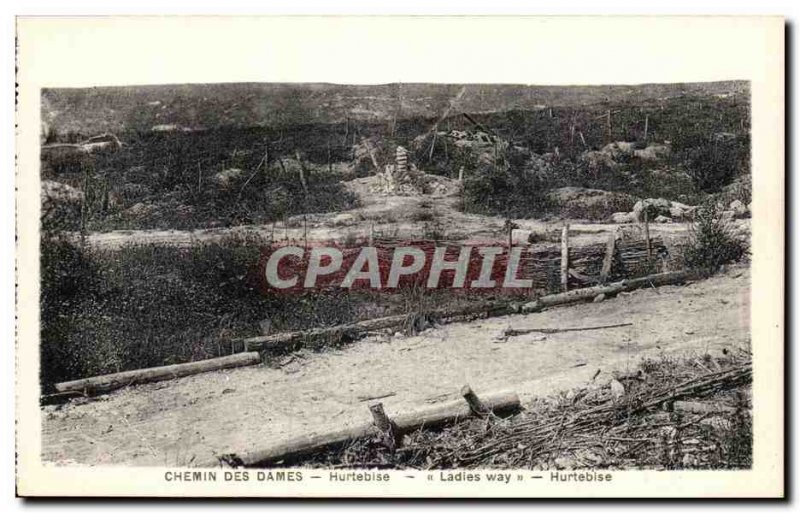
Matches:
[[633, 198, 695, 223]]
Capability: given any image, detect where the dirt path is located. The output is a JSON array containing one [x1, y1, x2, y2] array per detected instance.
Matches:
[[41, 266, 750, 467], [79, 176, 706, 249]]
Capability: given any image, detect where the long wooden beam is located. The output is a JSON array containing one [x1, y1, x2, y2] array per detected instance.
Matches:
[[200, 389, 520, 468], [54, 352, 262, 395]]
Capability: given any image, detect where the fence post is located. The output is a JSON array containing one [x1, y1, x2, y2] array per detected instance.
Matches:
[[369, 402, 399, 450], [600, 228, 619, 284], [561, 224, 570, 291], [461, 385, 490, 417], [644, 210, 652, 262]]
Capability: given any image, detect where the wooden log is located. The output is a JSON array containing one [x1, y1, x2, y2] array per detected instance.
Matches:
[[244, 301, 515, 352], [54, 352, 262, 395], [202, 390, 520, 467], [673, 400, 737, 415], [537, 270, 693, 309], [561, 225, 570, 292], [40, 390, 85, 406]]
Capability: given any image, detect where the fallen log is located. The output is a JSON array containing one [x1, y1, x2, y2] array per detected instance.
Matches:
[[673, 400, 738, 415], [202, 389, 520, 468], [244, 300, 515, 352], [54, 352, 262, 395], [528, 270, 694, 310]]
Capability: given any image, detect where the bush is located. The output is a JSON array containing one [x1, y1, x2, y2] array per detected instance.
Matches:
[[684, 202, 748, 273], [462, 162, 553, 218], [679, 134, 749, 194]]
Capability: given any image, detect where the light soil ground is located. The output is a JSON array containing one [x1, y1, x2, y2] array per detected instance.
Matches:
[[80, 176, 715, 250], [41, 265, 750, 467]]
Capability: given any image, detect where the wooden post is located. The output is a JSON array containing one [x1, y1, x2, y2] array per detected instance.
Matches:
[[458, 166, 464, 183], [643, 115, 649, 143], [303, 214, 308, 250], [461, 385, 490, 417], [606, 109, 612, 141], [644, 210, 652, 261], [428, 132, 437, 162], [327, 139, 332, 173], [295, 151, 309, 193], [600, 228, 618, 284], [561, 224, 570, 291], [369, 402, 399, 450], [362, 138, 380, 173]]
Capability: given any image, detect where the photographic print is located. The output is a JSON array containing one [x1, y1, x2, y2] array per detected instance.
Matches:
[[16, 16, 784, 498]]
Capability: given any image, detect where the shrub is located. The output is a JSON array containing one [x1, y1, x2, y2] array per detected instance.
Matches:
[[679, 134, 749, 194], [462, 162, 553, 218], [683, 202, 748, 273]]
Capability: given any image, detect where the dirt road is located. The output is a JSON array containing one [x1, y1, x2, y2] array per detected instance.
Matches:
[[41, 266, 750, 467]]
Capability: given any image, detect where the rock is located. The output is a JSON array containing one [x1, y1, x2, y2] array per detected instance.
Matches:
[[730, 199, 749, 218], [593, 293, 606, 303], [546, 187, 637, 220], [580, 150, 618, 171], [634, 143, 671, 161], [259, 319, 272, 336], [669, 201, 696, 221], [699, 416, 732, 431], [521, 301, 542, 313], [721, 210, 735, 221], [600, 141, 636, 159], [610, 211, 636, 224], [80, 133, 122, 154], [330, 213, 356, 226], [211, 168, 244, 188], [125, 202, 157, 218], [634, 198, 696, 223], [609, 379, 625, 400], [151, 124, 180, 132], [633, 198, 672, 222], [41, 180, 83, 204], [654, 215, 672, 223], [554, 456, 578, 470]]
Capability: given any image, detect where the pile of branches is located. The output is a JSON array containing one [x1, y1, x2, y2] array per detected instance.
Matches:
[[288, 349, 752, 470]]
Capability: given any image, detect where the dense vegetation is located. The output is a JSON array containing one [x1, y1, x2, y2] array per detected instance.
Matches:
[[40, 84, 752, 388]]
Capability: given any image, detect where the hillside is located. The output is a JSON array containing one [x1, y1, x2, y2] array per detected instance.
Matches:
[[42, 81, 749, 137]]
